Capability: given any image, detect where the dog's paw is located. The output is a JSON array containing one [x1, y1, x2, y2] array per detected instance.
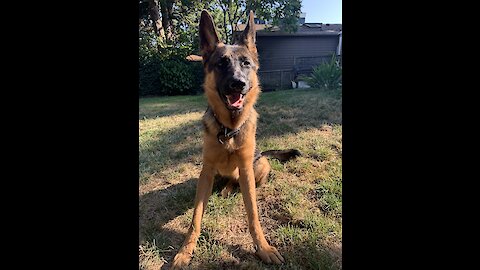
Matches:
[[221, 186, 233, 198], [170, 251, 192, 270], [255, 244, 285, 264]]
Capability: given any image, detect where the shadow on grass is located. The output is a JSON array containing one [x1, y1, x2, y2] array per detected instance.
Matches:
[[139, 178, 197, 242], [139, 176, 252, 270], [277, 241, 341, 270], [256, 89, 342, 140], [155, 228, 259, 270], [140, 89, 341, 158], [140, 177, 341, 270], [139, 118, 203, 186], [139, 176, 234, 242], [139, 88, 342, 186], [139, 95, 206, 120]]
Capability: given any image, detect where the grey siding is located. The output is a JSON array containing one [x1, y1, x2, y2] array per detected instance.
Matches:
[[256, 36, 339, 71]]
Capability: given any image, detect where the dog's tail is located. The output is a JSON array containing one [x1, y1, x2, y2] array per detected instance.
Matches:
[[261, 149, 302, 162]]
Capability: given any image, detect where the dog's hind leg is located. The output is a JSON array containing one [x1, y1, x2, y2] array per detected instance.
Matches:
[[171, 165, 215, 269], [220, 177, 236, 198], [254, 156, 271, 187]]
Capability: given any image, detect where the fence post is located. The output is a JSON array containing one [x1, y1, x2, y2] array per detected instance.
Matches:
[[280, 71, 283, 89]]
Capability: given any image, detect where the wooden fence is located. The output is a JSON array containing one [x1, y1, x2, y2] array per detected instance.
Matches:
[[258, 55, 341, 91]]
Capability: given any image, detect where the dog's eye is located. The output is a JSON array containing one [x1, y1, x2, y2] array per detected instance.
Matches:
[[217, 58, 229, 68], [242, 60, 250, 67]]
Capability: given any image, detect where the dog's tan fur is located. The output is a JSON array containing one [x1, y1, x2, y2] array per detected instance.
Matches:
[[171, 10, 287, 269]]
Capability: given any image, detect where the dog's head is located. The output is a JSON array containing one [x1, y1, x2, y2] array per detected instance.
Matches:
[[199, 10, 259, 111]]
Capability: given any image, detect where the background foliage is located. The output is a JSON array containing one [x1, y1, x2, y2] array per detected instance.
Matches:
[[302, 55, 342, 92], [139, 0, 301, 96]]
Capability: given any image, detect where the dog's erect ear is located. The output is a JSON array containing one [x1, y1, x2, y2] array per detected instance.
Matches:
[[199, 10, 219, 58], [237, 10, 257, 55]]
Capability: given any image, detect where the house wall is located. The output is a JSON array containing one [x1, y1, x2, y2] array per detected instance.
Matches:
[[256, 35, 339, 71]]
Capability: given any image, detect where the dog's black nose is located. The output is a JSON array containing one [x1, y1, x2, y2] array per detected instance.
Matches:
[[229, 79, 246, 90]]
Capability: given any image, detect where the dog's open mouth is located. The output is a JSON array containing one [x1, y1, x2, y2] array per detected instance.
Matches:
[[225, 93, 245, 109]]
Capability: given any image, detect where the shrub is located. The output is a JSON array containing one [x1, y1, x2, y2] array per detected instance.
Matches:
[[139, 29, 204, 97], [303, 55, 342, 91], [139, 56, 204, 96]]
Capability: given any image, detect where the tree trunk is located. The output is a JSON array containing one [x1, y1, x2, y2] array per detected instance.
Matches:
[[166, 0, 175, 40], [230, 1, 239, 43], [148, 0, 164, 38], [223, 9, 229, 43], [226, 1, 233, 44], [159, 0, 170, 41]]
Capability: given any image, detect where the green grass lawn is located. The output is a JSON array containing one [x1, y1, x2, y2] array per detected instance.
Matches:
[[139, 88, 342, 270]]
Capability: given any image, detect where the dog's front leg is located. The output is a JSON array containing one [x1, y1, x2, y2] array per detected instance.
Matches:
[[171, 165, 215, 269], [237, 155, 285, 265]]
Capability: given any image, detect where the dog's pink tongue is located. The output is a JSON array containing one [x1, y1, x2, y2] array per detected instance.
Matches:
[[229, 93, 243, 108]]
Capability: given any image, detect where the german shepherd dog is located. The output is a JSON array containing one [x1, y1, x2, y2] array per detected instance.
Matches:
[[171, 10, 300, 269]]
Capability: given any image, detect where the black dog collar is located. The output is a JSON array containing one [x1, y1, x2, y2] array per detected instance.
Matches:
[[206, 106, 247, 144], [217, 125, 240, 144]]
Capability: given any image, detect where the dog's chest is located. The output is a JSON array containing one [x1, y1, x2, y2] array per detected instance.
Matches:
[[221, 133, 245, 152], [203, 112, 249, 152]]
